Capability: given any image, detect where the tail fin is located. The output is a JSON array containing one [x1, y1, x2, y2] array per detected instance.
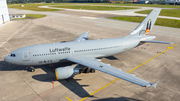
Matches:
[[129, 9, 161, 37]]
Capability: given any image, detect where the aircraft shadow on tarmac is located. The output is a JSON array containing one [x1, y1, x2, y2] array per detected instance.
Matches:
[[32, 62, 93, 98], [104, 56, 119, 60], [92, 96, 143, 101], [0, 61, 94, 98], [0, 56, 118, 98]]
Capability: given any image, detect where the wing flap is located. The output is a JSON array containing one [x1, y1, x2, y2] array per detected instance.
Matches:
[[66, 57, 156, 88]]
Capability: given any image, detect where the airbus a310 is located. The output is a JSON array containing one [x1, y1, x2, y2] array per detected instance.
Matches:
[[4, 9, 173, 89]]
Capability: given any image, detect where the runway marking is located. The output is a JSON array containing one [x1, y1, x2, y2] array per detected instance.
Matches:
[[88, 14, 136, 30], [88, 13, 180, 37], [0, 20, 31, 48], [66, 97, 72, 101], [168, 44, 178, 49], [79, 44, 176, 101], [33, 65, 55, 101], [81, 16, 98, 19], [89, 13, 100, 19], [2, 46, 10, 53]]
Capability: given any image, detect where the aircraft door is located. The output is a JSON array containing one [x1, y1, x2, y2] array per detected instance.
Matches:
[[23, 51, 30, 61]]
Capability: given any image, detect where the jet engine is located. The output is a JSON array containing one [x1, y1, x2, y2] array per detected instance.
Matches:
[[55, 65, 81, 80], [55, 64, 96, 80]]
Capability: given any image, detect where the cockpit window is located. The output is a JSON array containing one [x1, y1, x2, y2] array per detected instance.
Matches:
[[10, 54, 16, 57]]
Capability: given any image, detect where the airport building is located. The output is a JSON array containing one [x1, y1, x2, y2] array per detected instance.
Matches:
[[0, 0, 10, 26]]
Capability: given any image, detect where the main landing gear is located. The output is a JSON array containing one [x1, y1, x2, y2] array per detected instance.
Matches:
[[80, 67, 95, 73], [27, 66, 35, 72]]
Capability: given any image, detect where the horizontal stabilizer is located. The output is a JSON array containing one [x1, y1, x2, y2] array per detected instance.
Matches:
[[151, 81, 159, 89], [141, 40, 174, 44]]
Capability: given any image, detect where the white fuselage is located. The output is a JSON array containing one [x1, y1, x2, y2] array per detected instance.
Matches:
[[4, 37, 141, 66]]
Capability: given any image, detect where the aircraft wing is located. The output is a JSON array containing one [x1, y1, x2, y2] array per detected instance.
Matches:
[[141, 40, 174, 44], [74, 31, 89, 42], [66, 57, 158, 88]]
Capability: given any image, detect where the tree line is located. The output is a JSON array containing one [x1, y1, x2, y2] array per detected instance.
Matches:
[[7, 0, 110, 3]]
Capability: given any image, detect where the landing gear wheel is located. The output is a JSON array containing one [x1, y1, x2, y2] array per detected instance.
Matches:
[[90, 69, 95, 73], [30, 67, 35, 72], [85, 68, 90, 73]]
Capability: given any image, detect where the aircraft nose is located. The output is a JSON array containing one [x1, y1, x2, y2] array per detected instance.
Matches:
[[4, 56, 8, 62], [4, 56, 12, 63]]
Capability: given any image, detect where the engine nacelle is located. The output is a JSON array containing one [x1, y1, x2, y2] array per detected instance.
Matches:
[[55, 65, 80, 80]]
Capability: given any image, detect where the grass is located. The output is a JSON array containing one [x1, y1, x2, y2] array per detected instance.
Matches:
[[108, 16, 180, 28], [8, 3, 180, 11], [87, 3, 180, 8], [136, 9, 180, 18], [8, 3, 61, 11], [13, 14, 47, 20], [26, 14, 47, 18], [51, 3, 180, 9], [50, 5, 138, 10]]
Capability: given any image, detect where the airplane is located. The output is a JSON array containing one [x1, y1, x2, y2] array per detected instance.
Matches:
[[4, 9, 173, 89]]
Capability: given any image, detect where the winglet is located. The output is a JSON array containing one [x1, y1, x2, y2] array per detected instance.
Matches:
[[74, 31, 90, 42], [151, 80, 159, 89]]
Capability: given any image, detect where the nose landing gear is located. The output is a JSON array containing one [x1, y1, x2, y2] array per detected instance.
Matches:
[[30, 67, 35, 72], [27, 66, 35, 72]]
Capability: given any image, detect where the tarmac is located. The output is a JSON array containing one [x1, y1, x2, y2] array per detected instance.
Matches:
[[0, 7, 180, 101], [39, 5, 180, 20]]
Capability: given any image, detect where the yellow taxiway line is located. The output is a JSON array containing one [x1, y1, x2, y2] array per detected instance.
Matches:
[[66, 96, 72, 101], [79, 44, 176, 101], [66, 44, 177, 101]]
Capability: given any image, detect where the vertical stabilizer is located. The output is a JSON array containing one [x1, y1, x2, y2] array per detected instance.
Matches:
[[129, 9, 161, 37]]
